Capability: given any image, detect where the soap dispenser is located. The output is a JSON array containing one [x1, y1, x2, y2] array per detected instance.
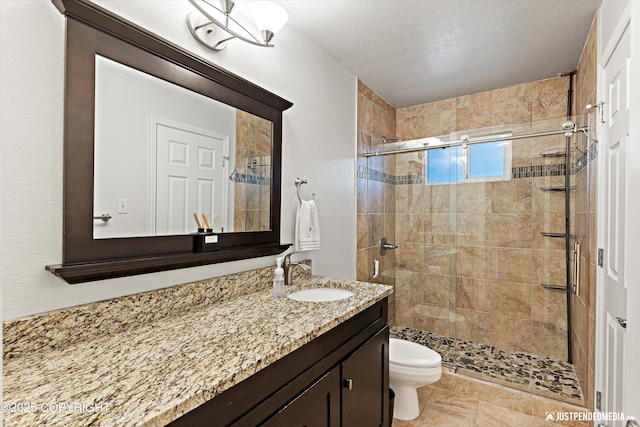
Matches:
[[273, 257, 285, 298]]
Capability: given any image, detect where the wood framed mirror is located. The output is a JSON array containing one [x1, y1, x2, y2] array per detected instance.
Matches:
[[47, 0, 292, 283]]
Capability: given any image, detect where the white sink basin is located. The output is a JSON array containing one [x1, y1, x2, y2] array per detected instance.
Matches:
[[287, 288, 354, 302]]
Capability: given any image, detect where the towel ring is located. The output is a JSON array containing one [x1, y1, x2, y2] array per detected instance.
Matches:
[[295, 177, 309, 203]]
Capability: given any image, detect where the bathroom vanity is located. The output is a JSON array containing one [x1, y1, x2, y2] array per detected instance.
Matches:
[[170, 299, 389, 427], [2, 272, 392, 427]]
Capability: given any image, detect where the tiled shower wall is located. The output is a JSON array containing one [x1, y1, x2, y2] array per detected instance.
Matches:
[[233, 110, 272, 232], [356, 81, 397, 324], [393, 77, 571, 361], [572, 11, 598, 410], [357, 76, 579, 362]]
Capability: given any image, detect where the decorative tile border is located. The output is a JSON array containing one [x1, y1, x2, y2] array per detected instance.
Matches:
[[358, 165, 425, 185], [357, 164, 396, 184], [233, 172, 270, 185], [512, 163, 566, 179], [395, 174, 425, 185], [360, 163, 570, 185]]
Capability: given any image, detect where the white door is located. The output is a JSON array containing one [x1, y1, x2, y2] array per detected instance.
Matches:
[[152, 118, 229, 235], [597, 6, 637, 426]]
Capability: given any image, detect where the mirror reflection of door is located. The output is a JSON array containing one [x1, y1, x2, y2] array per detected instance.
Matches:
[[93, 54, 273, 239], [151, 119, 229, 235]]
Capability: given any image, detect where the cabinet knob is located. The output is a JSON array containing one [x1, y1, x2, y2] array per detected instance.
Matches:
[[343, 378, 353, 391]]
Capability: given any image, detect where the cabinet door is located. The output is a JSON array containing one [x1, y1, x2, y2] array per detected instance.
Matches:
[[261, 366, 341, 427], [342, 326, 389, 427]]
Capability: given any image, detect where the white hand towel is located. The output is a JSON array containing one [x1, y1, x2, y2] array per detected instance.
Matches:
[[295, 200, 321, 252]]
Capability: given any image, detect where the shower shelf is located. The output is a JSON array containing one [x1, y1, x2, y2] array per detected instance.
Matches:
[[539, 186, 576, 192], [540, 232, 577, 239], [541, 283, 568, 293], [539, 148, 567, 158]]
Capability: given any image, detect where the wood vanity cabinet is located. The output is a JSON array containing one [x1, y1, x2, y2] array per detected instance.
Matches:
[[262, 327, 388, 427], [261, 366, 341, 426], [342, 328, 388, 427], [168, 298, 389, 427]]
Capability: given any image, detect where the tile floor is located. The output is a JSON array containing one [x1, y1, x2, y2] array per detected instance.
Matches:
[[391, 369, 591, 427], [391, 326, 583, 404]]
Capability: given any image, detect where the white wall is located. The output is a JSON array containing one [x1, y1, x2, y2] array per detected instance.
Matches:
[[0, 0, 357, 320]]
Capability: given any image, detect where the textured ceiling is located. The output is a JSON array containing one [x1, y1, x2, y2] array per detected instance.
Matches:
[[277, 0, 601, 108]]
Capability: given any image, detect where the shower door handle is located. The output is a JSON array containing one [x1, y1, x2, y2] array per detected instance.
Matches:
[[573, 242, 581, 295]]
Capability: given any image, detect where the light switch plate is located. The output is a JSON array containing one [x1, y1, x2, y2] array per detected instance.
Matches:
[[118, 198, 127, 214]]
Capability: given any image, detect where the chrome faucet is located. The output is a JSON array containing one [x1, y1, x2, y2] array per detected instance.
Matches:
[[283, 253, 312, 286]]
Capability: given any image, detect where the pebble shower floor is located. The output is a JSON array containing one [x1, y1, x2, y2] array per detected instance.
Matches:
[[391, 326, 584, 404]]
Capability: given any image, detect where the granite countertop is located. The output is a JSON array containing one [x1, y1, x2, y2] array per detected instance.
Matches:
[[2, 276, 392, 427]]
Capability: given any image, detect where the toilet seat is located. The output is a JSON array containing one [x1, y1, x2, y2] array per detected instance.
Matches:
[[389, 338, 441, 368]]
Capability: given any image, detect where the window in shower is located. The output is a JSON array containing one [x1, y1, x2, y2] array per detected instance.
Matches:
[[426, 136, 512, 184], [427, 145, 465, 183]]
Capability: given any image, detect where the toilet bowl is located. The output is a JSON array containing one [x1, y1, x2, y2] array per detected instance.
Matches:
[[389, 338, 442, 420]]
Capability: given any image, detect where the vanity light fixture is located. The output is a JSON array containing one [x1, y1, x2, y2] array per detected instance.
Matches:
[[187, 0, 288, 51]]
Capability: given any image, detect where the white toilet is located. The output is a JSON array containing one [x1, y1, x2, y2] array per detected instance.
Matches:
[[389, 338, 442, 420]]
